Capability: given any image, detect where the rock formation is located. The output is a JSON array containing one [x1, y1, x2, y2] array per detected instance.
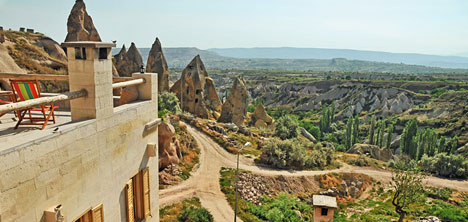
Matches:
[[347, 143, 393, 161], [250, 103, 274, 129], [170, 55, 222, 119], [34, 37, 67, 61], [0, 26, 4, 43], [65, 0, 101, 42], [146, 38, 169, 92], [158, 120, 181, 169], [218, 77, 248, 126], [114, 42, 143, 77]]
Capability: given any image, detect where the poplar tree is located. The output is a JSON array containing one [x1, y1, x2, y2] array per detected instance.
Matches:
[[352, 115, 359, 145], [386, 123, 394, 149], [401, 119, 418, 159], [369, 115, 376, 145], [345, 116, 353, 149]]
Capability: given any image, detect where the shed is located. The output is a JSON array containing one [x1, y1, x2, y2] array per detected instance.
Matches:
[[313, 195, 338, 222]]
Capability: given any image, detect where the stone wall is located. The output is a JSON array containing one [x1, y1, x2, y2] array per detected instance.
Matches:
[[0, 100, 159, 221]]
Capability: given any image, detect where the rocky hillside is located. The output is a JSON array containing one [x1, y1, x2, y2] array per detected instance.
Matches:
[[0, 30, 67, 75], [0, 30, 68, 91]]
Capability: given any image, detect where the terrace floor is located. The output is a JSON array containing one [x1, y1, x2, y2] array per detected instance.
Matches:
[[0, 110, 75, 152]]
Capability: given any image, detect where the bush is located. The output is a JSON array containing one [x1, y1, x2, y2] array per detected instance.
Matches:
[[249, 193, 313, 222], [178, 206, 213, 222], [158, 92, 181, 118], [420, 153, 468, 178], [274, 115, 299, 140], [260, 139, 306, 168], [260, 138, 333, 169]]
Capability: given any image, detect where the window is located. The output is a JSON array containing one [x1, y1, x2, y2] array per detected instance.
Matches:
[[195, 98, 199, 103], [73, 204, 104, 222], [195, 90, 201, 95], [75, 47, 86, 60], [126, 168, 151, 222], [99, 48, 108, 60], [321, 208, 328, 216]]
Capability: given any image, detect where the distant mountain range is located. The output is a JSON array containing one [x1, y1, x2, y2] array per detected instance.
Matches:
[[208, 47, 468, 69], [113, 47, 468, 74]]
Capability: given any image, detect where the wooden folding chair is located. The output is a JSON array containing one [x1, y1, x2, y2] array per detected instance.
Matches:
[[10, 80, 59, 130]]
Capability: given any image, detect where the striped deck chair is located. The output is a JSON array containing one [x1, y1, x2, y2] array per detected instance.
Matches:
[[10, 80, 59, 130]]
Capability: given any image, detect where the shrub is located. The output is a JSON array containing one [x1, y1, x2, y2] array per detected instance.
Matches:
[[260, 138, 333, 169], [158, 92, 181, 118], [178, 206, 214, 222], [249, 193, 313, 222], [420, 153, 468, 178], [260, 138, 306, 168], [274, 115, 299, 140]]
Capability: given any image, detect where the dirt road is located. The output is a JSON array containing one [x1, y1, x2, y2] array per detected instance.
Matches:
[[159, 125, 468, 222]]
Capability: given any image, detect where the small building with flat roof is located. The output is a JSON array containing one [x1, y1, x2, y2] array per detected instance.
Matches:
[[313, 195, 338, 222]]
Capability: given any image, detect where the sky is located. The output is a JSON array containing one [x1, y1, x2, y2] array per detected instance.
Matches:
[[0, 0, 467, 55]]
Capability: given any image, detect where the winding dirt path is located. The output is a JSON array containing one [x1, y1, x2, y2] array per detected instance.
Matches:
[[159, 125, 468, 222]]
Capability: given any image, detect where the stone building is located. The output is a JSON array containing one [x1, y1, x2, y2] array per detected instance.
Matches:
[[313, 195, 338, 222], [0, 41, 160, 221]]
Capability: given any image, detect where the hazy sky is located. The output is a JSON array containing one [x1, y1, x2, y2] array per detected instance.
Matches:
[[0, 0, 467, 55]]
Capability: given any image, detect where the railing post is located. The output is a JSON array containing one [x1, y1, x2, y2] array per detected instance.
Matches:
[[132, 73, 158, 101], [62, 42, 116, 121]]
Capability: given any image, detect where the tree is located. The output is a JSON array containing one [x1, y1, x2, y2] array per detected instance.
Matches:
[[391, 160, 426, 222], [345, 116, 353, 150], [376, 120, 386, 148], [401, 119, 418, 158], [352, 115, 359, 145], [369, 115, 376, 145], [274, 115, 299, 140], [319, 102, 336, 136], [386, 123, 394, 149]]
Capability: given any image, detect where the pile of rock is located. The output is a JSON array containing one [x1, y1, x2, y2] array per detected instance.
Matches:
[[159, 164, 183, 185], [237, 172, 275, 205], [418, 216, 441, 222], [319, 180, 364, 198], [347, 143, 393, 161]]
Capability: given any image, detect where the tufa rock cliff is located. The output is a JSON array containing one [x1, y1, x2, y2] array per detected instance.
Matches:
[[146, 38, 170, 93], [65, 0, 101, 42], [158, 120, 181, 169], [218, 77, 248, 126], [250, 102, 274, 129], [170, 55, 222, 119], [114, 42, 143, 77]]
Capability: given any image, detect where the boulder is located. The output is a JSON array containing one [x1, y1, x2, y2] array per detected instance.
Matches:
[[115, 42, 143, 77], [146, 38, 169, 92], [170, 55, 221, 119], [218, 77, 248, 126], [348, 143, 393, 161], [300, 127, 317, 142], [251, 103, 274, 129], [158, 120, 180, 169], [65, 0, 101, 42], [34, 37, 67, 61]]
